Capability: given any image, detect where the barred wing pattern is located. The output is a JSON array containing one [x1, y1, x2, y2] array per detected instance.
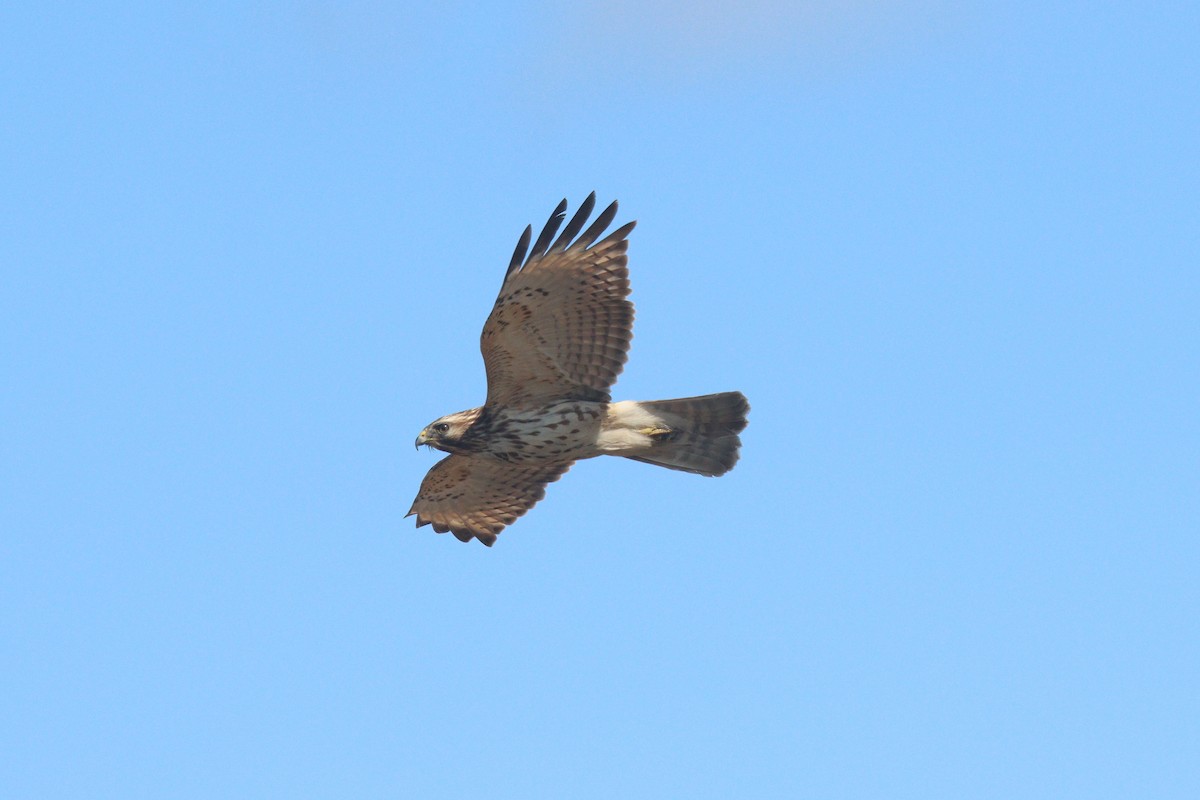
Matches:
[[480, 193, 636, 408], [408, 455, 573, 546]]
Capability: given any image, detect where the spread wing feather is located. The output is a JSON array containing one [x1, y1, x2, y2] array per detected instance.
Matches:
[[505, 225, 532, 281], [548, 192, 595, 254], [481, 193, 636, 407], [407, 455, 573, 546], [528, 198, 567, 262]]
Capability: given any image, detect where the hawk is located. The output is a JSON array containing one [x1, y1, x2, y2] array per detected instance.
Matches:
[[409, 194, 749, 545]]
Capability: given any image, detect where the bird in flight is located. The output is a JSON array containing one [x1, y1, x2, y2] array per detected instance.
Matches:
[[409, 194, 749, 545]]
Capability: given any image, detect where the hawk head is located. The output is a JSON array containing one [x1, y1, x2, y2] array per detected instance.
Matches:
[[415, 408, 482, 454]]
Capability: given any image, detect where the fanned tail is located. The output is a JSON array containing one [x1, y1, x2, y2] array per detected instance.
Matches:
[[621, 391, 749, 476]]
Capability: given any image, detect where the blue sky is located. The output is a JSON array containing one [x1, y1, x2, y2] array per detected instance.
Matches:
[[2, 2, 1197, 797]]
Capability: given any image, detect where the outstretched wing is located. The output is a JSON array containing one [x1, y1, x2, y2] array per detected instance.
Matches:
[[407, 455, 573, 546], [480, 193, 636, 408]]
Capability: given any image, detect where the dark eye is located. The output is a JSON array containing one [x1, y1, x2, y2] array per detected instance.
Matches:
[[432, 423, 450, 433]]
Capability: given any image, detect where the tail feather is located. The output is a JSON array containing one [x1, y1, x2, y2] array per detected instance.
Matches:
[[623, 391, 749, 476]]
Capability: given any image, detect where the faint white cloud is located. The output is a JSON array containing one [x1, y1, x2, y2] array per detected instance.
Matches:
[[533, 0, 960, 85]]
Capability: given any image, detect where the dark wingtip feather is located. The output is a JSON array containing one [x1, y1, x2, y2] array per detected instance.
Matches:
[[528, 198, 568, 261], [549, 192, 596, 254], [506, 224, 532, 279], [575, 199, 621, 249], [595, 219, 637, 249]]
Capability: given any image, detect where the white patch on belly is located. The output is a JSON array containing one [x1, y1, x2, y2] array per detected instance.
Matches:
[[597, 401, 664, 454]]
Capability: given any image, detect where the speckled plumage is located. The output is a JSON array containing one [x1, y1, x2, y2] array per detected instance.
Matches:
[[408, 195, 748, 546]]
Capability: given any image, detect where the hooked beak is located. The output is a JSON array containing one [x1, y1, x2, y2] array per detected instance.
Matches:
[[415, 429, 429, 450]]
